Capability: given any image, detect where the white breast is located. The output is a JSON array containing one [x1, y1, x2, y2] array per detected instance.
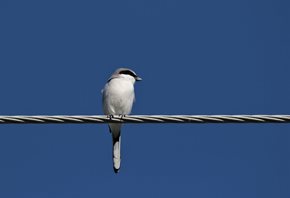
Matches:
[[102, 78, 135, 115]]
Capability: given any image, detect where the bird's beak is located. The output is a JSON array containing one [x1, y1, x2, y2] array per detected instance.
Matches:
[[135, 76, 142, 81]]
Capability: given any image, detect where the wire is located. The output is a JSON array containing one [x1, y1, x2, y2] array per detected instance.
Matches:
[[0, 115, 289, 124]]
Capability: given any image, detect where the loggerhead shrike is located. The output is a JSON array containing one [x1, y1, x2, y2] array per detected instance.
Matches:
[[102, 68, 142, 173]]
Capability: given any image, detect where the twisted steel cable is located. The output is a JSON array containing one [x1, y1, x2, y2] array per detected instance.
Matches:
[[0, 115, 289, 124]]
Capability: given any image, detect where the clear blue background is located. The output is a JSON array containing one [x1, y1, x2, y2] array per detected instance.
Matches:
[[0, 0, 289, 197]]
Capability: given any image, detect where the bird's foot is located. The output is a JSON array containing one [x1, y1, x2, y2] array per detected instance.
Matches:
[[119, 114, 126, 119], [107, 115, 114, 120]]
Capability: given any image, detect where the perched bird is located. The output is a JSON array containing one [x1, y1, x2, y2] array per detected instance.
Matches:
[[102, 68, 142, 173]]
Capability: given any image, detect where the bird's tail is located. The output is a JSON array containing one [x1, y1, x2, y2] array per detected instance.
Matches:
[[112, 134, 121, 173]]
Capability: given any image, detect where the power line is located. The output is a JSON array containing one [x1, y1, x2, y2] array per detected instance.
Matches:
[[0, 115, 289, 124]]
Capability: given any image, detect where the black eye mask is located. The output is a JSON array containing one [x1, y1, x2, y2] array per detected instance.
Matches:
[[119, 70, 137, 78]]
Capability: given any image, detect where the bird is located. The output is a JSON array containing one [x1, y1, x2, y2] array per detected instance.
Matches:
[[102, 68, 142, 173]]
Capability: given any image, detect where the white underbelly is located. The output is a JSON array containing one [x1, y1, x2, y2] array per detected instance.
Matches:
[[103, 79, 135, 115]]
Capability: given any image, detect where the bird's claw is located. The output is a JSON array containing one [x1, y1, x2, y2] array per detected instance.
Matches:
[[107, 115, 114, 119], [119, 114, 126, 119], [107, 114, 126, 120]]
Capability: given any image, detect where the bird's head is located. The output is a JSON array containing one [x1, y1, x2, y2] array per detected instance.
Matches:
[[110, 68, 142, 83]]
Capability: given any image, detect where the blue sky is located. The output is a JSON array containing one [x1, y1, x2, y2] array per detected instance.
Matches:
[[0, 0, 289, 197]]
